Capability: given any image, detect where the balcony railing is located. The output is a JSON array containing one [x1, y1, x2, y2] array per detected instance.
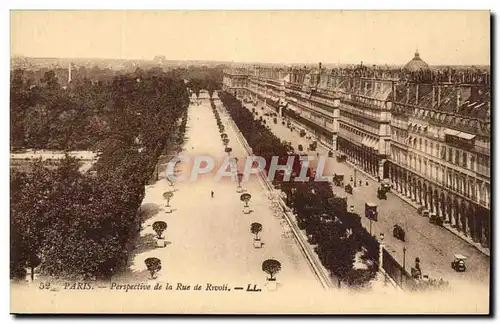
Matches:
[[342, 95, 388, 112], [287, 93, 334, 116]]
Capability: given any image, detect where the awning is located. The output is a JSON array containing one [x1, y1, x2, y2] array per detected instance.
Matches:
[[457, 132, 476, 140], [444, 129, 460, 136]]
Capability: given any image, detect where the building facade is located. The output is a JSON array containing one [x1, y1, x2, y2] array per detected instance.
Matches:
[[222, 55, 491, 248]]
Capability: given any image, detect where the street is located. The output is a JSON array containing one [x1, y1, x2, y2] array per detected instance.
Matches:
[[253, 103, 490, 290], [124, 93, 322, 294]]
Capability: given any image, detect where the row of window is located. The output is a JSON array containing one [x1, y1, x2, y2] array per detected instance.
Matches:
[[339, 123, 377, 144], [349, 93, 387, 109], [340, 111, 379, 135], [341, 102, 381, 120], [390, 147, 490, 206], [390, 129, 489, 176]]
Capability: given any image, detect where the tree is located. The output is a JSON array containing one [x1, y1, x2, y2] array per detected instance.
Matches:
[[319, 233, 356, 287], [163, 191, 174, 207], [10, 69, 191, 281], [40, 70, 60, 90], [225, 147, 232, 156], [240, 193, 251, 207], [24, 249, 42, 282], [250, 222, 262, 240], [221, 133, 228, 139], [152, 221, 167, 239], [207, 79, 216, 99], [219, 91, 376, 289], [262, 259, 281, 280], [144, 257, 162, 279], [223, 138, 230, 147]]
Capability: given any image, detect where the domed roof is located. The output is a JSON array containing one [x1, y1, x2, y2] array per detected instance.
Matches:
[[403, 50, 430, 72]]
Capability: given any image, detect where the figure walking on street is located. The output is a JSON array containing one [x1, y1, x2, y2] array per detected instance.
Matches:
[[211, 191, 214, 198]]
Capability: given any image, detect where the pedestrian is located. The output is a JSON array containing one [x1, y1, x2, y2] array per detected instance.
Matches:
[[211, 191, 214, 198], [366, 179, 369, 186]]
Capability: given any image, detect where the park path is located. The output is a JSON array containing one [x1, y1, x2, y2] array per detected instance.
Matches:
[[125, 93, 321, 295]]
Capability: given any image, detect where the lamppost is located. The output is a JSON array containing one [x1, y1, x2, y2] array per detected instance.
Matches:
[[354, 169, 357, 188], [402, 247, 407, 286], [379, 233, 385, 272]]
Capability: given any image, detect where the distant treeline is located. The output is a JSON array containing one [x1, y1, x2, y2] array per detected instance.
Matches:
[[10, 65, 223, 151]]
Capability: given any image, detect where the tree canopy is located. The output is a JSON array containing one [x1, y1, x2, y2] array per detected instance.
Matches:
[[10, 68, 190, 281], [220, 91, 379, 288]]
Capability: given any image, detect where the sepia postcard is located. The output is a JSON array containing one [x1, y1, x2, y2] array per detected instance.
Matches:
[[10, 10, 491, 314]]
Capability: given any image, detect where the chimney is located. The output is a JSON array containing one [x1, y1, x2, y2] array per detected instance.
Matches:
[[319, 62, 322, 70], [437, 86, 441, 107], [68, 63, 72, 84], [392, 81, 396, 103], [415, 84, 419, 105], [431, 86, 435, 107]]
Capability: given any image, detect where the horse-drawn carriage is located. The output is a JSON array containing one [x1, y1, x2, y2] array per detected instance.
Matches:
[[381, 180, 392, 192], [336, 154, 347, 163], [345, 183, 353, 194], [451, 254, 467, 272], [333, 174, 344, 187], [377, 186, 388, 200], [309, 141, 318, 151], [393, 224, 405, 241], [429, 212, 444, 226]]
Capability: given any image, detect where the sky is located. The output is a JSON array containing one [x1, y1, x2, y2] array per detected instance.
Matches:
[[10, 10, 490, 66]]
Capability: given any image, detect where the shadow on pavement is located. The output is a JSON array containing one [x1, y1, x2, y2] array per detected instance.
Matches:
[[130, 233, 158, 255], [119, 268, 151, 282], [139, 203, 161, 223]]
